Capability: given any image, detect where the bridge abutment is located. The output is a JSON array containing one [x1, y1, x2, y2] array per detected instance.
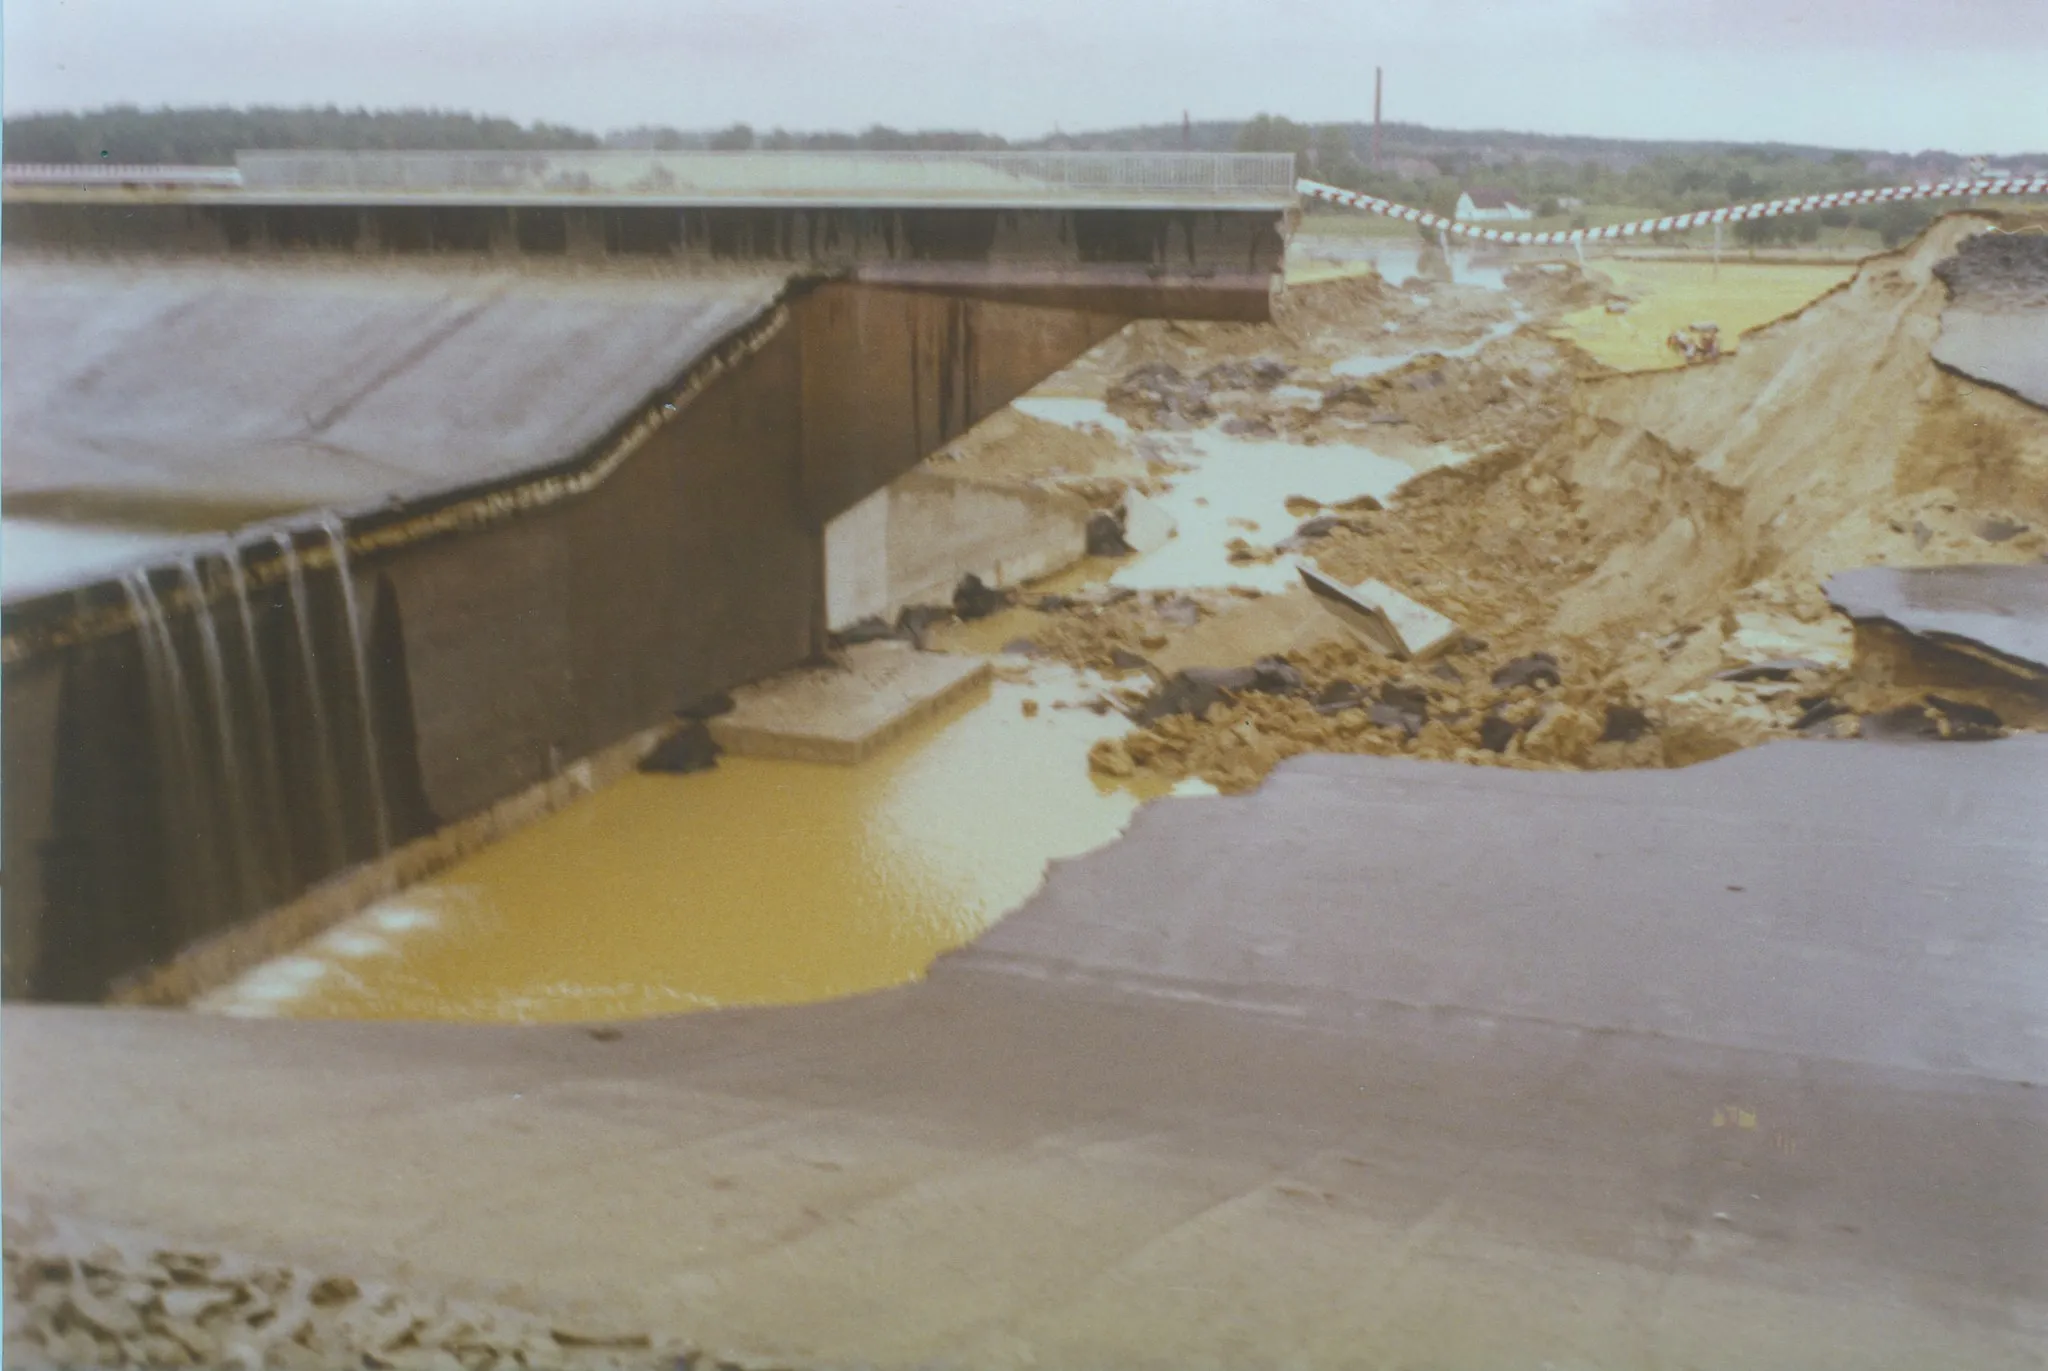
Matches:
[[0, 274, 1133, 1002]]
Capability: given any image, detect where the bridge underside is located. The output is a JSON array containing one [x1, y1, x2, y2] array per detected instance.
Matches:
[[0, 185, 1294, 998]]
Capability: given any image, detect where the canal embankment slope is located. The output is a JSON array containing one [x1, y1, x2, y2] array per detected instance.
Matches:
[[7, 733, 2047, 1369]]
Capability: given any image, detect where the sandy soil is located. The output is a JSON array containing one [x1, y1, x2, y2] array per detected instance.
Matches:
[[3, 1215, 685, 1371], [934, 215, 2048, 793]]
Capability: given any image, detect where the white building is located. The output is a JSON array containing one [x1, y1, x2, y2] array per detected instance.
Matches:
[[1455, 187, 1533, 221]]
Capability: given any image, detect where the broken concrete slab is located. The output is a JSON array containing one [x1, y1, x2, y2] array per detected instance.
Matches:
[[1931, 231, 2048, 409], [1133, 658, 1305, 724], [1299, 564, 1459, 661], [1826, 564, 2048, 680], [1119, 491, 1177, 555], [706, 642, 990, 764], [1144, 587, 1345, 679], [1932, 310, 2048, 409]]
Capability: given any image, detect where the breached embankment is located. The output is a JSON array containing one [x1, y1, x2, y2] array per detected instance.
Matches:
[[1054, 216, 2048, 790]]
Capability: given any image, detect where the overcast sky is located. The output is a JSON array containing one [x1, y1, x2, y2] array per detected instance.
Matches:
[[7, 0, 2046, 154]]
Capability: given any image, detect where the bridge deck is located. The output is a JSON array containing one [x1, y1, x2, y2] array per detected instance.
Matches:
[[4, 149, 1302, 212]]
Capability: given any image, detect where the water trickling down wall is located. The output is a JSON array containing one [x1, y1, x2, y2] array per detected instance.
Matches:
[[87, 527, 399, 993], [2, 281, 1136, 1001]]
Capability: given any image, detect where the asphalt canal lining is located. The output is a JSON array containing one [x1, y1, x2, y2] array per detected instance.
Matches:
[[6, 734, 2046, 1367]]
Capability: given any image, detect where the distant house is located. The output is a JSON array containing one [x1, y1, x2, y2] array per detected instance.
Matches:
[[1455, 187, 1533, 221]]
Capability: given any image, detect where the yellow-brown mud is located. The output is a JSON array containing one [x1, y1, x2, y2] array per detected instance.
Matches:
[[199, 670, 1193, 1022]]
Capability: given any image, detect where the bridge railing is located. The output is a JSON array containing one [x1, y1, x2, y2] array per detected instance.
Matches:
[[2, 163, 244, 187], [229, 150, 1300, 203]]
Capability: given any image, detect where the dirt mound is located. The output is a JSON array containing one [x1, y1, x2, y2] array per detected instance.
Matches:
[[1272, 272, 1386, 334], [1302, 332, 1581, 452], [1324, 215, 2048, 671], [1503, 261, 1612, 312], [934, 408, 1146, 493], [1933, 229, 2048, 308]]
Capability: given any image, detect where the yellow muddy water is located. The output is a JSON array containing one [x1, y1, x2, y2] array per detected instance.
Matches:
[[206, 668, 1182, 1023], [1555, 260, 1856, 371]]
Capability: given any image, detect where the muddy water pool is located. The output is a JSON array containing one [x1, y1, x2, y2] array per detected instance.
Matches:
[[198, 667, 1209, 1022]]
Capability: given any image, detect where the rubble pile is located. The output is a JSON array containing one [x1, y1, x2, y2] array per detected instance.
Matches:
[[1089, 638, 1674, 793]]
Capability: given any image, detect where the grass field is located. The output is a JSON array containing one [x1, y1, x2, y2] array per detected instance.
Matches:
[[1554, 260, 1858, 371]]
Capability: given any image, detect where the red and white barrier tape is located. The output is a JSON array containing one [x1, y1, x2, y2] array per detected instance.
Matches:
[[1296, 175, 2048, 245]]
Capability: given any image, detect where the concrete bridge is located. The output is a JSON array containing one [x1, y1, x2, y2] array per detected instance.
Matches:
[[4, 149, 1295, 316], [0, 151, 1297, 999]]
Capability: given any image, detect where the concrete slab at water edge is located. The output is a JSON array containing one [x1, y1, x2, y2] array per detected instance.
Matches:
[[1298, 566, 1459, 660], [7, 736, 2046, 1367], [706, 641, 992, 764], [1930, 231, 2048, 408], [1826, 563, 2048, 677], [1932, 308, 2048, 410], [965, 737, 2048, 1080]]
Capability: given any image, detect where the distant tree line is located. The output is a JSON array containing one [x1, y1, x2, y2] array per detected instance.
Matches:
[[606, 123, 1010, 152], [1, 107, 1033, 163], [2, 105, 600, 165]]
